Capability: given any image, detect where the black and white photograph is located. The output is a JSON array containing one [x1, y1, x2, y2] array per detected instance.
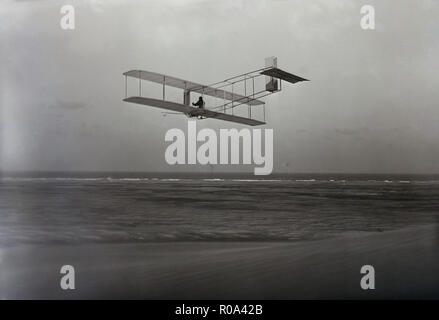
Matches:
[[1, 0, 439, 311]]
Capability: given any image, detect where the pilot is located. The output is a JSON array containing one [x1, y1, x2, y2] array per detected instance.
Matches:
[[192, 96, 205, 109]]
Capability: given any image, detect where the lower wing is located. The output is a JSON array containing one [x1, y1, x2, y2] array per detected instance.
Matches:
[[124, 96, 265, 126]]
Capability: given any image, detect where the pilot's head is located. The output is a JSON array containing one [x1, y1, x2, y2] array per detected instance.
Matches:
[[199, 96, 203, 100]]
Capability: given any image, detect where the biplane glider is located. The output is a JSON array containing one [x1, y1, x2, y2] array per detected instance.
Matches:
[[123, 57, 308, 126]]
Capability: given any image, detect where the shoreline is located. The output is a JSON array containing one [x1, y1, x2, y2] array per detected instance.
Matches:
[[1, 224, 438, 299]]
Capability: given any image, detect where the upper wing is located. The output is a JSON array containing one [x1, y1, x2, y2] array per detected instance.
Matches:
[[123, 96, 265, 126], [124, 70, 265, 106], [260, 67, 309, 84]]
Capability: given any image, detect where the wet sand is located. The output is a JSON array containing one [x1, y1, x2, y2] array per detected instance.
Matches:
[[1, 224, 439, 299]]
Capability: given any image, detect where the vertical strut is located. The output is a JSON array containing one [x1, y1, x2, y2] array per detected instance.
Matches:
[[245, 76, 250, 118], [223, 90, 226, 113], [244, 76, 247, 96], [163, 76, 165, 100], [263, 103, 266, 122], [138, 70, 141, 96], [125, 75, 127, 98], [231, 83, 234, 115], [251, 77, 255, 119]]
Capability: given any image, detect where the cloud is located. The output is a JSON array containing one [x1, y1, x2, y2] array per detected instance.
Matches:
[[334, 128, 358, 136], [49, 101, 89, 110]]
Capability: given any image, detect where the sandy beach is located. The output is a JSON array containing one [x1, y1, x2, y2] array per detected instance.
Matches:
[[1, 224, 438, 299]]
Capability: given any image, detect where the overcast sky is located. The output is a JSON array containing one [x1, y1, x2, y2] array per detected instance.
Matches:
[[1, 0, 439, 174]]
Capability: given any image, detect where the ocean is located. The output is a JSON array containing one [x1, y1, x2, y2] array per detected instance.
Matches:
[[1, 172, 439, 245]]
